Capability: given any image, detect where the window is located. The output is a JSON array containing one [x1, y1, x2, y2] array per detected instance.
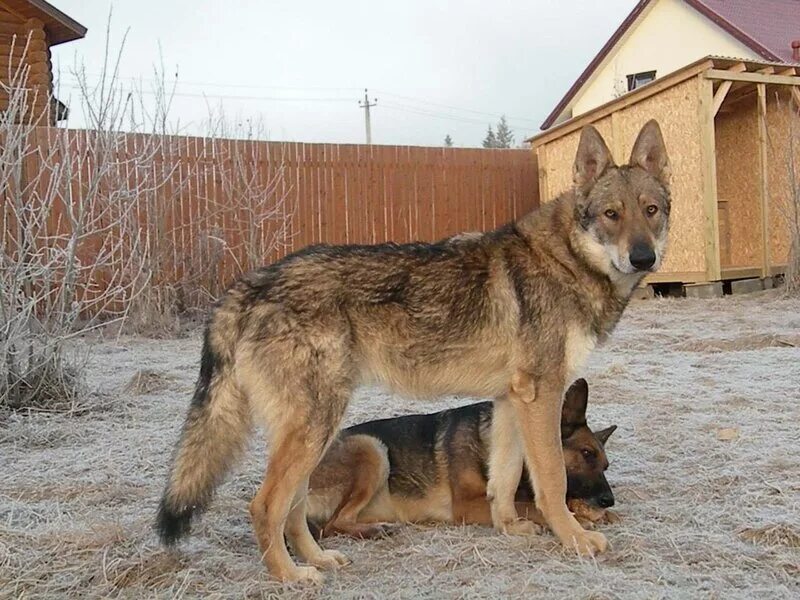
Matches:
[[626, 70, 656, 91]]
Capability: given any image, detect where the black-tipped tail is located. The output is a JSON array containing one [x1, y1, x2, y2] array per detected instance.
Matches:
[[156, 496, 198, 546], [155, 325, 250, 547]]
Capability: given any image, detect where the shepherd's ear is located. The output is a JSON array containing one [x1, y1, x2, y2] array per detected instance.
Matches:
[[594, 425, 618, 445], [562, 378, 589, 425], [573, 125, 614, 190], [629, 119, 671, 186]]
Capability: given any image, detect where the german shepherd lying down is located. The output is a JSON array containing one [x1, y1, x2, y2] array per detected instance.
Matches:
[[157, 121, 670, 582], [308, 379, 619, 539]]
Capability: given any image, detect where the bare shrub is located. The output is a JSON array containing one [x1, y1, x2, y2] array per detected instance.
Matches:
[[1, 32, 170, 410], [1, 20, 294, 410]]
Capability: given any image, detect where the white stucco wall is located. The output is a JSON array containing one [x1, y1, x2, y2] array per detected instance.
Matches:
[[567, 0, 759, 119]]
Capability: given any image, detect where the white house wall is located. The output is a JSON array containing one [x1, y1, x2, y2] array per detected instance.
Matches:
[[569, 0, 759, 119]]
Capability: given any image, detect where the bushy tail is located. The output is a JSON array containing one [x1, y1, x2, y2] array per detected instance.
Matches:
[[155, 328, 250, 545]]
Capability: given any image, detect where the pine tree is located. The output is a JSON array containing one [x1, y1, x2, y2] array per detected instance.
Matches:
[[482, 125, 497, 148], [495, 115, 514, 148], [444, 134, 453, 147]]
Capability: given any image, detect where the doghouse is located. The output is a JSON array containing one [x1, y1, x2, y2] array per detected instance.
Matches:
[[530, 57, 800, 287]]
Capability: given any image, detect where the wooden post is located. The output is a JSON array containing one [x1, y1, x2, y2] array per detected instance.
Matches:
[[536, 145, 549, 203], [757, 83, 770, 278], [698, 75, 721, 281]]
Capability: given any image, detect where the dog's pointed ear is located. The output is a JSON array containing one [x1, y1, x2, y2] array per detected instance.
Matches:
[[629, 119, 671, 186], [594, 425, 618, 445], [562, 378, 589, 425], [573, 125, 614, 191]]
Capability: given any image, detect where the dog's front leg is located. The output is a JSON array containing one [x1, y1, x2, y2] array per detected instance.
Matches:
[[509, 370, 608, 556], [486, 396, 542, 535]]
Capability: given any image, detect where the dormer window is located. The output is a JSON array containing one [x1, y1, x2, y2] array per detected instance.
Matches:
[[627, 70, 656, 91]]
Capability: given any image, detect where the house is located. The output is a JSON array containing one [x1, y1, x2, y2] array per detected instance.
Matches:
[[542, 0, 800, 129], [0, 0, 86, 124]]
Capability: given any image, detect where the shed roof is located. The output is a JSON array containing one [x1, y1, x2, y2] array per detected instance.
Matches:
[[540, 0, 800, 130], [1, 0, 86, 45], [530, 56, 800, 145]]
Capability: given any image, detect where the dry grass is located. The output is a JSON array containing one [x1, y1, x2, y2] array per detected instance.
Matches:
[[739, 524, 800, 549], [124, 370, 179, 396], [1, 291, 799, 599]]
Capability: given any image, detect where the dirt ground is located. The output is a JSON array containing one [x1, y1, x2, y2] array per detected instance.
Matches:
[[1, 290, 799, 599]]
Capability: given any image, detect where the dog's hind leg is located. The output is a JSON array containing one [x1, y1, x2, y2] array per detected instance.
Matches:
[[247, 352, 354, 582]]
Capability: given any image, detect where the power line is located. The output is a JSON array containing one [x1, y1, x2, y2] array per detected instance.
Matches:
[[375, 90, 541, 124], [62, 72, 361, 93], [60, 84, 354, 103], [381, 101, 539, 132], [60, 74, 535, 126]]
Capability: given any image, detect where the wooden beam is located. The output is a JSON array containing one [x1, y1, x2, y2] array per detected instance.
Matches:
[[712, 82, 733, 116], [0, 1, 26, 22], [778, 68, 797, 76], [792, 87, 800, 109], [698, 75, 721, 282], [643, 270, 709, 284], [757, 83, 771, 278], [757, 66, 775, 75], [705, 70, 800, 86], [711, 63, 747, 116]]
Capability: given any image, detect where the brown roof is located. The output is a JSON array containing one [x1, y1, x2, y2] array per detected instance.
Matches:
[[1, 0, 86, 45], [540, 0, 800, 130]]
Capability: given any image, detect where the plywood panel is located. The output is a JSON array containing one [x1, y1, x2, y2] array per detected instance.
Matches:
[[764, 88, 799, 266], [714, 96, 761, 269], [536, 79, 706, 276], [539, 116, 613, 202]]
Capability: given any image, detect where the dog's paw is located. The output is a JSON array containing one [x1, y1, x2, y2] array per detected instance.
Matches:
[[602, 510, 621, 525], [563, 529, 608, 556], [277, 565, 324, 584], [500, 519, 543, 536], [308, 549, 350, 570]]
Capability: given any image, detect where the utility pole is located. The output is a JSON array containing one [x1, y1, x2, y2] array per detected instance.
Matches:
[[359, 88, 377, 144]]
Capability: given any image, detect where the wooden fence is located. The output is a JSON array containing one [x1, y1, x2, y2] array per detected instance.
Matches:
[[3, 129, 539, 308]]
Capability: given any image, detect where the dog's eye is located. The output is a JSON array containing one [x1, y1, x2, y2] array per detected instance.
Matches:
[[646, 205, 658, 216], [604, 209, 619, 220], [581, 449, 595, 459]]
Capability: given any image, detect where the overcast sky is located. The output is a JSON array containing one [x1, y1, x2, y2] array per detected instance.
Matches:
[[51, 0, 635, 147]]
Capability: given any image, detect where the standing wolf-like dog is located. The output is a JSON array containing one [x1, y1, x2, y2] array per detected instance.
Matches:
[[156, 120, 671, 583], [307, 378, 619, 538]]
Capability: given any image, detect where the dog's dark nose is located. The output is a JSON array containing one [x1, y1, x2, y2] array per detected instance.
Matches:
[[629, 242, 656, 271], [597, 492, 615, 508]]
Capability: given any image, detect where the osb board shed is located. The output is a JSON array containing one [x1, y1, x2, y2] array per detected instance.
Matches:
[[530, 56, 800, 285]]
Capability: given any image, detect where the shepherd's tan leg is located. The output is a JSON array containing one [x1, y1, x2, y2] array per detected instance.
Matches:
[[509, 371, 608, 556]]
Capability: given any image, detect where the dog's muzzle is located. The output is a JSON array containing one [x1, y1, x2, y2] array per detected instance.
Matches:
[[629, 242, 656, 271], [596, 491, 615, 508]]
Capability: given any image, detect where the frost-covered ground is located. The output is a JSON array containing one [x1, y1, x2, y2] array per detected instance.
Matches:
[[1, 291, 799, 599]]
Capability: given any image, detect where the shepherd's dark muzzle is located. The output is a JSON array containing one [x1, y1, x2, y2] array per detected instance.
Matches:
[[629, 241, 656, 271], [596, 491, 615, 508]]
